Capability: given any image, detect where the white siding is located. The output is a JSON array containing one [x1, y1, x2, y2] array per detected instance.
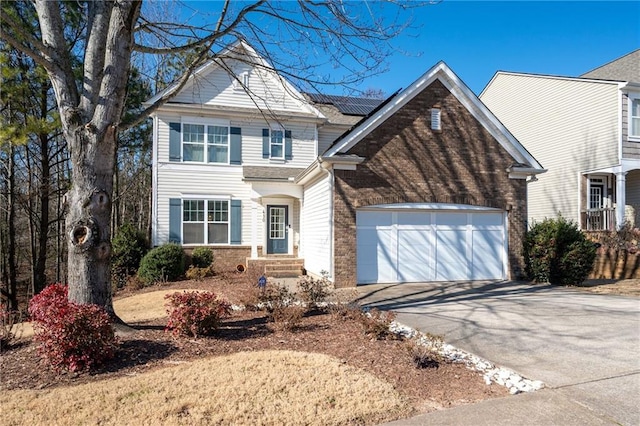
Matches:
[[318, 125, 349, 155], [481, 74, 620, 225], [171, 59, 313, 114], [154, 165, 251, 245], [155, 114, 318, 168], [301, 174, 332, 278]]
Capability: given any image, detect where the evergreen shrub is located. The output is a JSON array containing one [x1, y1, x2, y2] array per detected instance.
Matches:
[[137, 243, 185, 285], [523, 216, 597, 285]]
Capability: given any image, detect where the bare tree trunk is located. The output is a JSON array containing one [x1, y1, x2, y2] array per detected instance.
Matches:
[[34, 130, 50, 294], [6, 145, 18, 311], [65, 125, 117, 313], [25, 145, 36, 297]]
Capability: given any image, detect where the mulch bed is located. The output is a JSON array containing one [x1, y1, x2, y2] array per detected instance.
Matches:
[[0, 273, 508, 417]]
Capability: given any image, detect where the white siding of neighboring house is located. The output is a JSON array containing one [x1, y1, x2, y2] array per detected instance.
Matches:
[[171, 59, 315, 114], [301, 173, 333, 278], [481, 74, 620, 225]]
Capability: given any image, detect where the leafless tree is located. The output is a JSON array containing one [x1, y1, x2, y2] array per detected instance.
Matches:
[[1, 0, 426, 314]]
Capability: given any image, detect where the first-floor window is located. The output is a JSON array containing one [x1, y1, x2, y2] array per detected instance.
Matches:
[[183, 199, 229, 244]]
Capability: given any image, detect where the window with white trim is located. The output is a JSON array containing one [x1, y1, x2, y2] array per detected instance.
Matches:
[[207, 126, 229, 163], [270, 129, 284, 159], [182, 123, 229, 164], [631, 97, 640, 138], [183, 200, 205, 244], [182, 124, 205, 162], [182, 199, 229, 244]]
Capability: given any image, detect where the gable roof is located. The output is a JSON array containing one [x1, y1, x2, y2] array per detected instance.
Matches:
[[581, 49, 640, 82], [324, 62, 544, 171], [145, 40, 324, 118]]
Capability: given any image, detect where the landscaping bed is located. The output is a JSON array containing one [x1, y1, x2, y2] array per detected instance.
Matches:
[[1, 273, 508, 424]]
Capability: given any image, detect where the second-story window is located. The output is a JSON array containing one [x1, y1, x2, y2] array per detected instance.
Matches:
[[270, 129, 284, 159], [183, 123, 230, 164], [262, 128, 292, 160], [208, 126, 229, 163], [182, 124, 205, 162]]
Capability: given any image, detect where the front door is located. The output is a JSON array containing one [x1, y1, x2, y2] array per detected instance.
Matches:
[[267, 205, 288, 254]]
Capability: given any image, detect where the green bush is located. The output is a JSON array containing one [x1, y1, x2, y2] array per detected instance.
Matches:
[[191, 247, 214, 268], [111, 223, 149, 288], [523, 216, 597, 285], [137, 243, 185, 285]]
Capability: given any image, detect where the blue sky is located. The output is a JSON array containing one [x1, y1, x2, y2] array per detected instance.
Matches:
[[362, 1, 640, 95], [181, 1, 639, 95]]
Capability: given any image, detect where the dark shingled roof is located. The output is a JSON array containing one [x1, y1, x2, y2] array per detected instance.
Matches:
[[305, 93, 385, 116], [243, 166, 306, 181], [581, 49, 640, 82]]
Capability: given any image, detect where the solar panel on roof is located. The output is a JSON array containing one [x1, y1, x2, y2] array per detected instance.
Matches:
[[305, 92, 384, 116]]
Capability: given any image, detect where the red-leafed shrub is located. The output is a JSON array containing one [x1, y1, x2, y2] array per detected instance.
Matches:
[[165, 291, 232, 338], [28, 284, 117, 372], [28, 283, 69, 323]]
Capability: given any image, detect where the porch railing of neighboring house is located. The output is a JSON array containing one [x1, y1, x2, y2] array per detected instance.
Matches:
[[581, 208, 616, 231]]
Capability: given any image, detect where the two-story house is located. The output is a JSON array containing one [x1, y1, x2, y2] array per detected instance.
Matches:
[[480, 50, 640, 232], [148, 41, 544, 287]]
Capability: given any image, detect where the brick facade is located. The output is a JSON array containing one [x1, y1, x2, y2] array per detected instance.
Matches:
[[184, 246, 251, 273], [332, 80, 529, 287]]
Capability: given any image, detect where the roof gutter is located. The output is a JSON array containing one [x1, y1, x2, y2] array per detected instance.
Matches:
[[507, 165, 547, 180]]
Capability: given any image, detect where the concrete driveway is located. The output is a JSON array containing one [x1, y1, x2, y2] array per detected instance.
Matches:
[[357, 281, 640, 425]]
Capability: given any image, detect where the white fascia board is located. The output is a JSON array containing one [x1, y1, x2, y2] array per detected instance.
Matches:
[[324, 62, 447, 157], [155, 103, 326, 123], [359, 203, 503, 211], [324, 62, 544, 171], [438, 69, 544, 170]]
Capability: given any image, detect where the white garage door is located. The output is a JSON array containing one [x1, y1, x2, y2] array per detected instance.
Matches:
[[356, 208, 506, 284]]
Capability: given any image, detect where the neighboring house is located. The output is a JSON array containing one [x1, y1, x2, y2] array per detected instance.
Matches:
[[480, 50, 640, 232], [148, 41, 544, 286]]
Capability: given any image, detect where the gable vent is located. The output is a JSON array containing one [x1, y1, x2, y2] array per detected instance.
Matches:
[[430, 108, 441, 131]]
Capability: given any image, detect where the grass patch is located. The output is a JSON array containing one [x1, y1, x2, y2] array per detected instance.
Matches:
[[0, 350, 408, 425], [114, 290, 187, 323]]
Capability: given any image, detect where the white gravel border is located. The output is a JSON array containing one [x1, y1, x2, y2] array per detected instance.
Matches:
[[389, 321, 545, 395]]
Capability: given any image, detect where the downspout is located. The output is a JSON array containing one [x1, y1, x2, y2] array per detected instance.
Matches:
[[316, 157, 335, 282], [616, 84, 625, 230], [326, 161, 335, 282], [151, 115, 159, 246]]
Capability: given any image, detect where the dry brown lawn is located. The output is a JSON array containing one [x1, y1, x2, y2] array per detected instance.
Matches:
[[0, 350, 406, 426]]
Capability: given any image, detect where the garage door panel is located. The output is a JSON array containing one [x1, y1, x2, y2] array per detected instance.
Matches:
[[472, 213, 503, 227], [356, 211, 393, 227], [472, 230, 504, 279], [356, 209, 506, 284], [435, 212, 467, 226], [397, 212, 431, 226], [397, 230, 435, 282], [436, 230, 469, 281], [357, 228, 395, 283]]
